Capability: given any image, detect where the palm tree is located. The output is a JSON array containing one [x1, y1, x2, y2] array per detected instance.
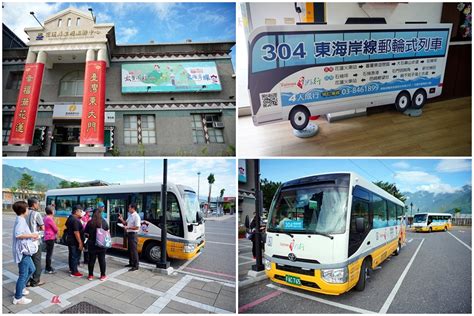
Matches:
[[207, 173, 215, 214]]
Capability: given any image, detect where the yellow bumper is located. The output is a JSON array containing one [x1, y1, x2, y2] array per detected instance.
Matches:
[[265, 258, 364, 296], [167, 240, 206, 260]]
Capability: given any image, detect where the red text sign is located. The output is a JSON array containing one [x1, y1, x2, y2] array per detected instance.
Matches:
[[8, 63, 45, 145], [80, 60, 106, 145]]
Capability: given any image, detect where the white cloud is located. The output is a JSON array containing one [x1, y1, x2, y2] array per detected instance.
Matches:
[[3, 2, 63, 42], [436, 159, 471, 173], [38, 168, 89, 183], [394, 170, 461, 195], [392, 161, 411, 169], [117, 27, 138, 43]]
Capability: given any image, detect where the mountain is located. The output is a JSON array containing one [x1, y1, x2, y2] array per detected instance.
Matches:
[[3, 165, 65, 189], [403, 185, 472, 214]]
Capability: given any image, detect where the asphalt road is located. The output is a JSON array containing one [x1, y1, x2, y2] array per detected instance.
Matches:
[[238, 226, 471, 314], [3, 214, 236, 284]]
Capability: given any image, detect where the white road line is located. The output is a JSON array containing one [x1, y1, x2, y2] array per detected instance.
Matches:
[[144, 275, 192, 314], [175, 269, 236, 285], [447, 231, 472, 251], [239, 260, 255, 266], [407, 238, 413, 243], [239, 255, 254, 261], [379, 238, 425, 314], [177, 252, 201, 271], [205, 241, 236, 246], [267, 284, 376, 314]]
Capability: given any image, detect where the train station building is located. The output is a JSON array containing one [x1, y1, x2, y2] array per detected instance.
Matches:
[[3, 7, 236, 156]]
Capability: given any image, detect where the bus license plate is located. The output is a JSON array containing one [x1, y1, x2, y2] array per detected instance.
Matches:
[[285, 275, 302, 286]]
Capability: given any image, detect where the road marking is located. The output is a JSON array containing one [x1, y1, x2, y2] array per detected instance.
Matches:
[[176, 251, 201, 271], [206, 241, 236, 246], [239, 260, 255, 266], [176, 269, 236, 285], [144, 275, 193, 314], [239, 290, 282, 313], [379, 238, 425, 314], [407, 238, 413, 243], [206, 232, 235, 236], [184, 267, 236, 279], [447, 231, 472, 251], [267, 284, 376, 314]]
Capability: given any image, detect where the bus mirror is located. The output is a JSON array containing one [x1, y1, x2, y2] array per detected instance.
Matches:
[[196, 211, 203, 223], [356, 217, 365, 233], [245, 215, 250, 229]]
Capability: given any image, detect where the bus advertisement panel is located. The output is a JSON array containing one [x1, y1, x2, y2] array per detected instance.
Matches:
[[248, 24, 452, 130]]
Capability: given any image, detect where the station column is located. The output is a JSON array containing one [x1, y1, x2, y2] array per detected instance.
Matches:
[[5, 50, 47, 156], [75, 48, 107, 156]]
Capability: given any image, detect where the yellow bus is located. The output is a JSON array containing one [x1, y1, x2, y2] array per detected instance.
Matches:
[[413, 212, 452, 232], [263, 172, 405, 295], [46, 183, 205, 261]]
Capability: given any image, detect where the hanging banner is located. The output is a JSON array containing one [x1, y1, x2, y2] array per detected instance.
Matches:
[[80, 61, 106, 145], [121, 61, 222, 93], [8, 63, 45, 145]]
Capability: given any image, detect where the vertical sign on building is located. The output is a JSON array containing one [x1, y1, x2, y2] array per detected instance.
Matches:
[[8, 63, 45, 145], [80, 60, 106, 145]]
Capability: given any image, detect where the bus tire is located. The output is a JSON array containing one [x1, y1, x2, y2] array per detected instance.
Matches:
[[289, 106, 310, 130], [411, 89, 427, 109], [355, 258, 369, 291], [394, 242, 401, 256], [144, 242, 161, 263], [395, 91, 411, 112]]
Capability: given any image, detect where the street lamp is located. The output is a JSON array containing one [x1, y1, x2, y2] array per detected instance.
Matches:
[[252, 159, 264, 272], [197, 171, 201, 201], [410, 202, 413, 226], [156, 159, 170, 269]]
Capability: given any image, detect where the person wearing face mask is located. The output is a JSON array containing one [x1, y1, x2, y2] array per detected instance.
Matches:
[[117, 203, 140, 271]]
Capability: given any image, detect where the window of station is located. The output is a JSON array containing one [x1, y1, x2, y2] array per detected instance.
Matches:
[[124, 115, 156, 145], [59, 71, 84, 97]]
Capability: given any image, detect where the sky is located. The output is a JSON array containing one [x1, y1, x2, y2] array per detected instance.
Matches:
[[2, 2, 236, 67], [3, 158, 236, 200], [260, 159, 472, 195]]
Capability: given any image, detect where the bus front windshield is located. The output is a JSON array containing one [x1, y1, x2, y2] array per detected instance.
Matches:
[[183, 191, 201, 224], [414, 214, 427, 223], [267, 185, 348, 235]]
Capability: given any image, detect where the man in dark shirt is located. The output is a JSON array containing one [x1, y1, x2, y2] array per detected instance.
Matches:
[[66, 205, 84, 277]]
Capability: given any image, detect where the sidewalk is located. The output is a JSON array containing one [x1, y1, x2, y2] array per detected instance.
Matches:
[[3, 242, 235, 314]]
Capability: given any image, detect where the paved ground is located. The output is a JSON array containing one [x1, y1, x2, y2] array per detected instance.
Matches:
[[238, 226, 471, 314], [3, 214, 236, 314]]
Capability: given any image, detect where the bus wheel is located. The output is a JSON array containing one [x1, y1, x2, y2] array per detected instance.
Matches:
[[394, 242, 401, 256], [355, 258, 369, 291], [289, 106, 310, 130], [411, 89, 427, 109], [395, 91, 411, 112], [144, 242, 161, 263]]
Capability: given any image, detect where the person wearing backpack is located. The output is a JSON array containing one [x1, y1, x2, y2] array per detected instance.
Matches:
[[26, 197, 45, 287], [12, 201, 39, 305], [84, 207, 109, 281]]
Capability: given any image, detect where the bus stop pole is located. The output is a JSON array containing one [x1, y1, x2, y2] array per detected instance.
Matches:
[[157, 159, 170, 269], [252, 159, 265, 272]]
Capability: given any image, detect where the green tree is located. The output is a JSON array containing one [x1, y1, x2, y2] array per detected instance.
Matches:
[[70, 181, 81, 188], [373, 181, 406, 203], [453, 207, 462, 217], [207, 173, 215, 212], [58, 180, 70, 189], [260, 178, 282, 212], [34, 183, 48, 194]]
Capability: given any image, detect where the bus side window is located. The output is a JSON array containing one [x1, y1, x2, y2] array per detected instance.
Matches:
[[388, 202, 397, 226], [371, 194, 387, 229], [351, 198, 370, 233], [427, 216, 433, 225]]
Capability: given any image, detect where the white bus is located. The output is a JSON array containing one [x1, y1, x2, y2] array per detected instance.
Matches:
[[46, 183, 205, 262], [264, 172, 406, 295], [413, 212, 452, 232], [248, 24, 452, 130]]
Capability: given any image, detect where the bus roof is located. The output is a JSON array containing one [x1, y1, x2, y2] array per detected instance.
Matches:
[[414, 213, 453, 217], [282, 171, 405, 207], [46, 182, 194, 197]]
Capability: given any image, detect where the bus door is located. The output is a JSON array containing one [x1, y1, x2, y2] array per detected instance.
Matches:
[[108, 195, 128, 249]]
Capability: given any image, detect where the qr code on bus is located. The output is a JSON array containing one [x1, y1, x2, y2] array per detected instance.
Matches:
[[260, 92, 279, 108]]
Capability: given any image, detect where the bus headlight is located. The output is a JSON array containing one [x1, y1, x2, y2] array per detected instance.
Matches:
[[183, 244, 196, 253], [321, 267, 348, 284], [264, 258, 272, 271]]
